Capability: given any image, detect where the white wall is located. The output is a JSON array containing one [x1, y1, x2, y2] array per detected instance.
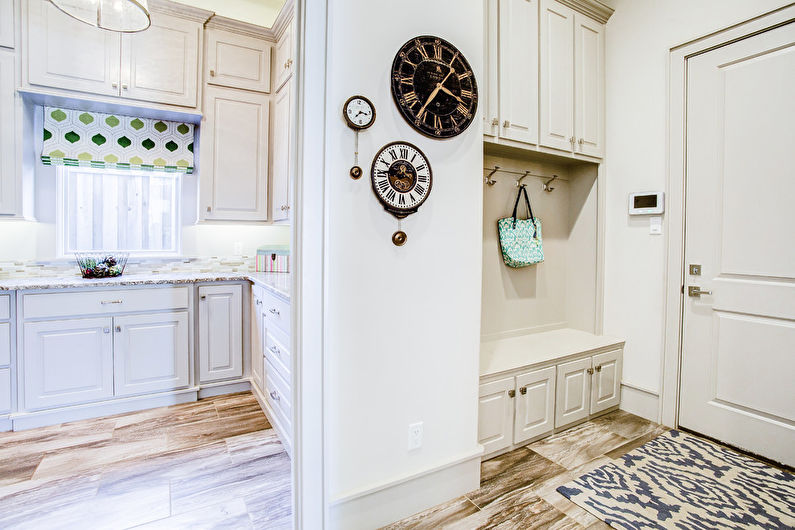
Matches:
[[323, 0, 483, 525], [603, 0, 789, 419]]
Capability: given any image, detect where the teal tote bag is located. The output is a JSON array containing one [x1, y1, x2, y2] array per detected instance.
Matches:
[[498, 185, 544, 267]]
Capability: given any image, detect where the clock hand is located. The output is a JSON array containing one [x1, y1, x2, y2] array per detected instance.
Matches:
[[417, 69, 455, 118], [439, 85, 464, 103]]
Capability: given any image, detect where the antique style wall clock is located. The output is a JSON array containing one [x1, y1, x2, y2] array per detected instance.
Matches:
[[391, 36, 478, 139], [343, 95, 376, 179], [370, 141, 433, 246]]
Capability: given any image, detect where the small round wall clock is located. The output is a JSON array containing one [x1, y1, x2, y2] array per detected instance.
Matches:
[[371, 141, 433, 246], [343, 95, 376, 179], [391, 35, 478, 139]]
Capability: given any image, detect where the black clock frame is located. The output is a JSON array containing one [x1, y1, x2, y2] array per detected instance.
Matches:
[[370, 141, 433, 219]]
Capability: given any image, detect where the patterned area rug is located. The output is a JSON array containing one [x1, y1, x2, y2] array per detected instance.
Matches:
[[557, 429, 795, 529]]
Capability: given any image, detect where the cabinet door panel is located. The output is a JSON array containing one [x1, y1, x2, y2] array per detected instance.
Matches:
[[0, 0, 14, 49], [478, 376, 515, 456], [555, 356, 591, 427], [0, 367, 9, 413], [539, 0, 574, 152], [0, 51, 15, 214], [514, 366, 555, 444], [498, 0, 538, 145], [23, 318, 114, 410], [114, 311, 190, 397], [591, 349, 621, 414], [198, 285, 243, 382], [251, 292, 264, 391], [207, 29, 271, 93], [200, 87, 269, 221], [273, 24, 293, 92], [121, 14, 199, 107], [483, 0, 499, 138], [0, 322, 10, 365], [574, 13, 604, 158], [26, 0, 120, 96], [270, 80, 291, 221]]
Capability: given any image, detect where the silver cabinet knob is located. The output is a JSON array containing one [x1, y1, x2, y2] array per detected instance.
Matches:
[[112, 82, 118, 88], [256, 299, 262, 305], [115, 326, 122, 333], [103, 328, 110, 334], [268, 308, 280, 316], [569, 136, 576, 143], [270, 390, 280, 401], [269, 345, 280, 355]]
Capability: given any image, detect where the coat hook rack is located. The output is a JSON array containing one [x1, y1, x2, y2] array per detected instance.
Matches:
[[543, 175, 558, 192], [482, 166, 562, 192], [484, 166, 499, 186], [515, 171, 531, 187]]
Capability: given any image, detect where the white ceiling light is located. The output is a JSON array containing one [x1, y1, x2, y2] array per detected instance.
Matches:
[[49, 0, 151, 33]]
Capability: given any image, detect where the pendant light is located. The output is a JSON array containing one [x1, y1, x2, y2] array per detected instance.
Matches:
[[48, 0, 151, 33]]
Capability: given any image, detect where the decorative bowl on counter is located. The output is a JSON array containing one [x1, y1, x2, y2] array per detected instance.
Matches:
[[75, 253, 129, 279]]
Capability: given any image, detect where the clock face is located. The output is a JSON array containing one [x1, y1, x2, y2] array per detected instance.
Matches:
[[391, 36, 478, 139], [343, 95, 376, 130], [371, 141, 432, 219]]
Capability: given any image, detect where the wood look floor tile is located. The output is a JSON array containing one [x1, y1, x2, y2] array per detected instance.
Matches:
[[213, 393, 266, 418], [165, 411, 271, 451], [528, 423, 628, 470], [112, 401, 219, 434], [225, 428, 284, 464], [0, 473, 102, 528], [448, 488, 571, 530], [604, 425, 669, 460], [0, 453, 44, 486], [589, 410, 660, 440], [380, 496, 480, 529], [137, 499, 254, 529]]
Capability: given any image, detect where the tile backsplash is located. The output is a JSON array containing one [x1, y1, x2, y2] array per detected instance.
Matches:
[[0, 255, 257, 279]]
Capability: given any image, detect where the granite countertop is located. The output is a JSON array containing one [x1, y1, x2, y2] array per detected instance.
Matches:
[[0, 271, 291, 299]]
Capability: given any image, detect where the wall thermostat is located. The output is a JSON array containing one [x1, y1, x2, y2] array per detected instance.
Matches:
[[628, 191, 665, 215]]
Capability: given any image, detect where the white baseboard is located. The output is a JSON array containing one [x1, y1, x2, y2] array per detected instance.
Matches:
[[620, 384, 660, 423], [249, 380, 292, 457], [329, 448, 483, 530], [197, 379, 251, 398], [0, 416, 11, 432]]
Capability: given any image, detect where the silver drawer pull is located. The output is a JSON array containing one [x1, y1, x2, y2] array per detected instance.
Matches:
[[269, 390, 280, 401], [256, 299, 262, 305], [269, 345, 281, 355], [103, 328, 110, 334], [101, 300, 123, 305], [269, 308, 280, 316]]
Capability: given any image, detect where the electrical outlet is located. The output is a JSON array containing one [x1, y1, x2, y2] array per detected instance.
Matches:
[[408, 422, 423, 451], [233, 241, 243, 255]]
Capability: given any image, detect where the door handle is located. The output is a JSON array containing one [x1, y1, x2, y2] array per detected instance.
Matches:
[[688, 286, 713, 297]]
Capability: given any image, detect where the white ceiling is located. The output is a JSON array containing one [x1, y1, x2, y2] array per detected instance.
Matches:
[[173, 0, 287, 27]]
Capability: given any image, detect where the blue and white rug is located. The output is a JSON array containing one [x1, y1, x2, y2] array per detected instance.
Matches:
[[557, 429, 795, 529]]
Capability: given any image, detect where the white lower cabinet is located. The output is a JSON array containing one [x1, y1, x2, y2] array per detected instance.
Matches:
[[514, 366, 556, 443], [23, 317, 115, 410], [198, 284, 243, 383], [250, 289, 265, 392], [113, 311, 190, 397], [477, 377, 515, 455], [555, 356, 592, 427], [590, 349, 622, 414]]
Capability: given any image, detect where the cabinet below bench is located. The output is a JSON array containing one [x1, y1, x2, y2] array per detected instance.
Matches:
[[478, 328, 624, 459]]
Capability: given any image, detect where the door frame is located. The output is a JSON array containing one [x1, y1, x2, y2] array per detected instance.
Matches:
[[660, 3, 795, 428]]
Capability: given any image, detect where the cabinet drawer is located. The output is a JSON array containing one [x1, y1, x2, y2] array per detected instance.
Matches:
[[0, 367, 9, 413], [265, 357, 291, 424], [262, 292, 290, 335], [0, 322, 9, 366], [23, 287, 190, 319], [0, 294, 9, 320], [265, 325, 290, 381]]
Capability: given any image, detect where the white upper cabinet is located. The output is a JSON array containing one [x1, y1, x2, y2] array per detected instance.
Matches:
[[0, 51, 15, 215], [498, 0, 538, 145], [483, 0, 499, 137], [0, 0, 14, 49], [206, 29, 272, 93], [25, 0, 203, 108], [121, 13, 200, 107], [270, 79, 291, 222], [273, 23, 293, 92], [200, 86, 270, 221], [539, 0, 575, 152], [574, 13, 604, 158], [26, 0, 120, 97]]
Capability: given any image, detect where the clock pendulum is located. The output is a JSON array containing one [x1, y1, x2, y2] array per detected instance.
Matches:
[[370, 141, 433, 246], [342, 95, 376, 179]]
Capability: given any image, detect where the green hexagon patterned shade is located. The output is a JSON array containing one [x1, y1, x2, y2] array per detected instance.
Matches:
[[42, 107, 194, 173]]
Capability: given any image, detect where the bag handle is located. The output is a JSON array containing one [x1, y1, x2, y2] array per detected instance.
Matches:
[[511, 185, 538, 238]]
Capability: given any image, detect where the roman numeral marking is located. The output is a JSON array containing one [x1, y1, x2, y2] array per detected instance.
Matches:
[[399, 147, 408, 159], [457, 71, 472, 80], [415, 164, 427, 172], [416, 42, 428, 59], [434, 115, 442, 130], [377, 180, 389, 192], [456, 103, 469, 115], [403, 91, 419, 105], [398, 194, 406, 205], [376, 169, 388, 178], [461, 89, 473, 99], [415, 184, 426, 196], [386, 189, 396, 201], [389, 149, 397, 161], [433, 43, 443, 60], [418, 175, 429, 183], [400, 76, 413, 85], [410, 153, 417, 163]]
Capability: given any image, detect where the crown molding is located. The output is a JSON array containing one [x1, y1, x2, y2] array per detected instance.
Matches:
[[205, 15, 276, 40], [271, 0, 295, 40], [557, 0, 614, 23], [148, 0, 214, 23]]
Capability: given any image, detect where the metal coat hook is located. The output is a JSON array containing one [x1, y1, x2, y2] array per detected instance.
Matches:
[[484, 166, 499, 186], [515, 170, 531, 187], [543, 175, 558, 192]]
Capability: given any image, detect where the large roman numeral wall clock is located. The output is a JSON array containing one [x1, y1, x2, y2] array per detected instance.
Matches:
[[371, 141, 433, 246], [391, 35, 478, 139]]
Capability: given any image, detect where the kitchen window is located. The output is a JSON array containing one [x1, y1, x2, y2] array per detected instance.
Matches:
[[57, 166, 181, 257]]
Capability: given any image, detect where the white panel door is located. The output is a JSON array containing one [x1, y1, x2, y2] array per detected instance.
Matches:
[[113, 311, 190, 397], [251, 291, 264, 391], [26, 0, 120, 96], [198, 285, 243, 382], [206, 29, 271, 93], [482, 0, 499, 138], [555, 357, 591, 427], [514, 366, 555, 444], [680, 23, 795, 467], [539, 0, 574, 152], [0, 0, 14, 49], [590, 349, 621, 414], [273, 23, 293, 92], [0, 51, 15, 215], [121, 13, 199, 107], [200, 86, 269, 221], [478, 377, 515, 456], [497, 0, 538, 145], [271, 80, 291, 221], [0, 367, 10, 412], [573, 13, 604, 158], [23, 318, 114, 410]]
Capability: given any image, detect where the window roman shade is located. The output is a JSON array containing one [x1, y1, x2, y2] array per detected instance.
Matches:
[[41, 107, 195, 173]]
